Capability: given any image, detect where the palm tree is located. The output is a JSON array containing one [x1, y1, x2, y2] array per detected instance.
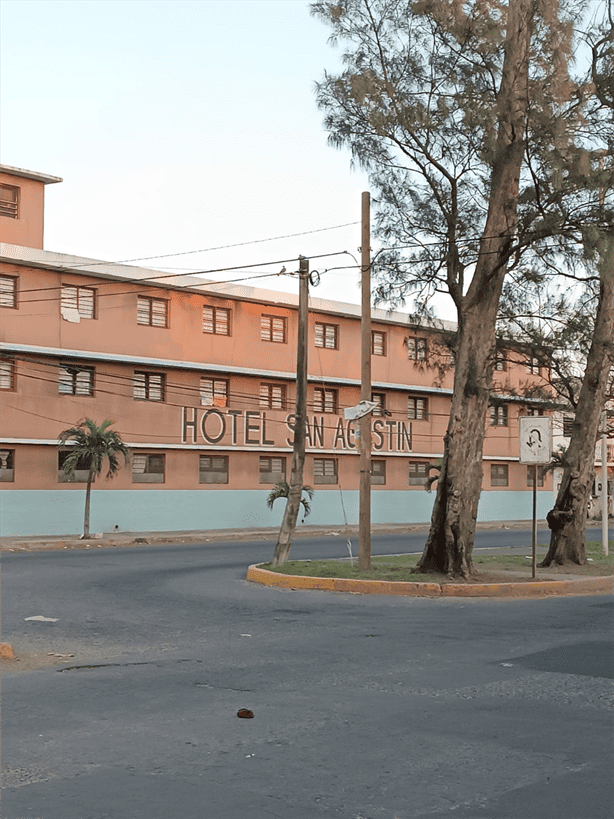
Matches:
[[58, 419, 129, 537], [266, 481, 314, 522]]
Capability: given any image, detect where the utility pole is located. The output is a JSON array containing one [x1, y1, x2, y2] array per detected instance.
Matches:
[[359, 192, 372, 571], [273, 256, 309, 566], [601, 411, 609, 557]]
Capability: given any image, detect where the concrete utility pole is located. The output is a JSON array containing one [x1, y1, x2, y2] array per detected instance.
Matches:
[[273, 256, 309, 566], [359, 192, 372, 571]]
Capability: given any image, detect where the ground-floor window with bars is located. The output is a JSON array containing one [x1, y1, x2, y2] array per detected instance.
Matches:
[[408, 461, 429, 486], [199, 454, 229, 484], [490, 463, 509, 487], [259, 456, 286, 484], [371, 459, 386, 485], [313, 458, 337, 485], [0, 449, 14, 482], [58, 450, 92, 483], [526, 466, 546, 487], [132, 453, 165, 483]]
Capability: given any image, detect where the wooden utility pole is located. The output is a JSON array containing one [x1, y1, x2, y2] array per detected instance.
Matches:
[[273, 256, 309, 566], [359, 192, 372, 571]]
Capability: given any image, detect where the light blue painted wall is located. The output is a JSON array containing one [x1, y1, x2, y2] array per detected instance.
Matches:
[[0, 488, 552, 537]]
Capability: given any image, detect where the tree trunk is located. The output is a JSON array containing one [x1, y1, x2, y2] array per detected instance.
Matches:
[[83, 469, 94, 537], [540, 234, 614, 566], [415, 0, 532, 578], [272, 451, 306, 567]]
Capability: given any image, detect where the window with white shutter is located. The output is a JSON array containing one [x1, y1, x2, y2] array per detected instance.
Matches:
[[0, 276, 17, 308], [134, 371, 165, 401], [200, 377, 228, 407], [137, 296, 168, 327]]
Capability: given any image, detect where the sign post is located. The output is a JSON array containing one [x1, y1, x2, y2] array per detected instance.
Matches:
[[519, 416, 552, 578]]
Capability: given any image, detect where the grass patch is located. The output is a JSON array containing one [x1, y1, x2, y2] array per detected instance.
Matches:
[[259, 540, 613, 583]]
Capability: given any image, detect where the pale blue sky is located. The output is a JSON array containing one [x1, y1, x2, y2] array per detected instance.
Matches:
[[1, 0, 371, 303]]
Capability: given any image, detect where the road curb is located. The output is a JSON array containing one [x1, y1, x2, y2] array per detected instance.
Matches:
[[246, 564, 614, 598]]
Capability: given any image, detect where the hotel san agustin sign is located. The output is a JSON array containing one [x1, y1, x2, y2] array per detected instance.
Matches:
[[181, 407, 413, 454]]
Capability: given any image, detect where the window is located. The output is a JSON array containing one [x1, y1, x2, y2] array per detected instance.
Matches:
[[409, 462, 429, 486], [371, 392, 386, 416], [58, 364, 94, 396], [61, 285, 95, 320], [137, 296, 168, 328], [58, 450, 91, 483], [0, 358, 15, 391], [200, 377, 228, 407], [259, 456, 286, 484], [0, 275, 17, 308], [563, 415, 574, 437], [0, 184, 19, 218], [526, 407, 544, 416], [494, 352, 507, 371], [261, 314, 287, 343], [491, 464, 509, 487], [134, 371, 165, 401], [408, 396, 428, 420], [490, 404, 508, 427], [199, 454, 229, 484], [132, 453, 165, 483], [314, 387, 337, 414], [408, 337, 428, 361], [313, 458, 337, 485], [372, 331, 386, 356], [203, 305, 231, 335], [371, 459, 386, 485], [527, 466, 546, 487], [260, 382, 286, 410], [526, 356, 541, 375], [0, 449, 14, 482], [315, 322, 338, 349]]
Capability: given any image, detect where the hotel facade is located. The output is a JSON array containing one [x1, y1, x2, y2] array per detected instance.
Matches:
[[0, 165, 554, 537]]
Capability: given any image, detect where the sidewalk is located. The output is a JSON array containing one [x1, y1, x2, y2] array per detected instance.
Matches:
[[0, 519, 551, 553]]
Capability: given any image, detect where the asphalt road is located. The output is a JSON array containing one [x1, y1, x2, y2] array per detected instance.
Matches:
[[1, 529, 612, 819]]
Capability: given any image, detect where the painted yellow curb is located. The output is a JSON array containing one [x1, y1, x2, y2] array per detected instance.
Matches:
[[0, 643, 15, 659], [247, 565, 613, 598]]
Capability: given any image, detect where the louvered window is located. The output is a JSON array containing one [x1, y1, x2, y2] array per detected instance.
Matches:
[[260, 383, 285, 410], [137, 296, 168, 327], [134, 371, 165, 401], [203, 306, 231, 335], [261, 315, 286, 343], [371, 392, 386, 416], [0, 358, 15, 390], [314, 387, 337, 414], [199, 455, 229, 484], [372, 331, 386, 356], [315, 322, 338, 349], [0, 275, 17, 308], [58, 450, 91, 483], [489, 404, 508, 427], [200, 377, 228, 407], [0, 184, 19, 218], [58, 364, 94, 395], [408, 396, 428, 420], [132, 453, 165, 483], [61, 286, 95, 319], [408, 337, 428, 361], [313, 458, 337, 485]]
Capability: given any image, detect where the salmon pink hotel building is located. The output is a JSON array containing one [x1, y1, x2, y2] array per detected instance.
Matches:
[[0, 165, 554, 537]]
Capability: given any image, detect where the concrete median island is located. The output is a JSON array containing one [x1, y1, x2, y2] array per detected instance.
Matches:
[[247, 548, 614, 598]]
